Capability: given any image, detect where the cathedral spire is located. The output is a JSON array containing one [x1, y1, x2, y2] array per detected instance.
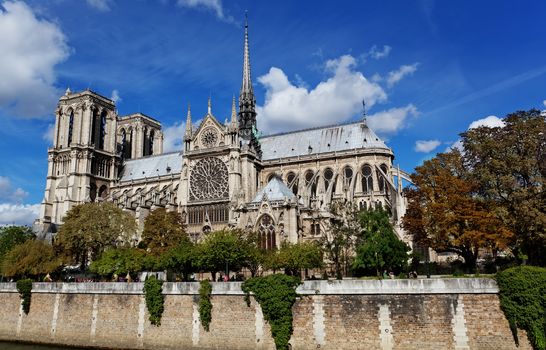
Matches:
[[207, 96, 212, 115], [240, 12, 254, 99], [185, 103, 192, 138]]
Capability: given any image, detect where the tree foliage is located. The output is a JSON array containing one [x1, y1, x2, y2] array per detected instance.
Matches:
[[320, 202, 360, 279], [1, 240, 62, 278], [16, 279, 33, 314], [352, 209, 410, 276], [403, 150, 513, 271], [89, 247, 147, 276], [273, 241, 323, 276], [195, 229, 250, 275], [242, 274, 301, 350], [461, 110, 546, 265], [55, 202, 136, 268], [497, 266, 546, 350], [141, 208, 186, 255], [161, 237, 196, 281], [0, 226, 34, 267]]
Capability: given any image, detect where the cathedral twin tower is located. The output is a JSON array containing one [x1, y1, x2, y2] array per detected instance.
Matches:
[[37, 19, 409, 248]]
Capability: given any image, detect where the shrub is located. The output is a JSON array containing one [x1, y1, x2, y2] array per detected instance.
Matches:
[[242, 274, 300, 350], [143, 276, 164, 326], [199, 280, 213, 331], [496, 266, 546, 350], [16, 278, 32, 314]]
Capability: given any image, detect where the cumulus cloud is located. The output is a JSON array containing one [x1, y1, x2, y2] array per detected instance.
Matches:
[[468, 115, 505, 129], [447, 115, 505, 151], [386, 63, 419, 87], [43, 123, 55, 144], [177, 0, 232, 22], [0, 176, 28, 203], [0, 203, 40, 226], [0, 1, 70, 118], [163, 121, 186, 153], [367, 104, 418, 135], [110, 89, 121, 103], [369, 45, 392, 59], [86, 0, 112, 11], [543, 100, 546, 107], [415, 139, 441, 153], [257, 54, 387, 133]]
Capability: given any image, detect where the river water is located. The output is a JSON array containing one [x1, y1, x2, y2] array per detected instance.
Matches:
[[0, 342, 92, 350]]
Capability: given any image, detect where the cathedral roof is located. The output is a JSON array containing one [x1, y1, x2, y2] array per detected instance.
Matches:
[[118, 151, 183, 182], [259, 121, 390, 160], [252, 176, 297, 203]]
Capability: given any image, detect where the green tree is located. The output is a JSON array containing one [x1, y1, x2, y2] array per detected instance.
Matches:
[[352, 209, 410, 276], [1, 240, 62, 278], [55, 202, 137, 269], [320, 202, 360, 279], [276, 241, 323, 276], [403, 150, 513, 271], [89, 247, 146, 276], [161, 237, 196, 281], [461, 110, 546, 265], [0, 226, 34, 267], [195, 229, 249, 279], [141, 208, 186, 255]]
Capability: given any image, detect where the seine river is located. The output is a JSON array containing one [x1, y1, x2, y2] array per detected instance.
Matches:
[[0, 342, 92, 350]]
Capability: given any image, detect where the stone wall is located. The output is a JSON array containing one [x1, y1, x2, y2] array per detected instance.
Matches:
[[0, 279, 531, 350]]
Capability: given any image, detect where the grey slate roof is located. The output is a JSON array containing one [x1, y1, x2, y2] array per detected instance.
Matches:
[[119, 152, 183, 182], [252, 176, 297, 203], [260, 121, 389, 160]]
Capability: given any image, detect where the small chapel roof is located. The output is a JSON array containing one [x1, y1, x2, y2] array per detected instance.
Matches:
[[118, 151, 183, 182], [260, 121, 390, 160], [252, 176, 296, 203]]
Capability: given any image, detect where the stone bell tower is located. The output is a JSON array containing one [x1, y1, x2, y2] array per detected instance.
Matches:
[[36, 89, 119, 236]]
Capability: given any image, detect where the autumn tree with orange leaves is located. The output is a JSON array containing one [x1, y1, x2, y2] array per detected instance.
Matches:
[[403, 150, 513, 271]]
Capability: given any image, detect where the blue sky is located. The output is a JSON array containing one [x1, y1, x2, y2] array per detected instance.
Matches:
[[1, 0, 546, 225]]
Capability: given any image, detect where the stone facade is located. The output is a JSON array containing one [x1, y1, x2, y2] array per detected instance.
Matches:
[[35, 21, 412, 247], [0, 279, 532, 350]]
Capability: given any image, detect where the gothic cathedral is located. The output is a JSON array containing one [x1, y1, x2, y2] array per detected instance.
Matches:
[[36, 21, 411, 248]]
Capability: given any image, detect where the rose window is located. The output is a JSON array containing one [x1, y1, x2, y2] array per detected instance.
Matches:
[[200, 127, 219, 148], [189, 157, 229, 200]]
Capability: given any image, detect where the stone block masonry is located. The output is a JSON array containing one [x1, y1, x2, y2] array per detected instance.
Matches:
[[0, 279, 532, 350]]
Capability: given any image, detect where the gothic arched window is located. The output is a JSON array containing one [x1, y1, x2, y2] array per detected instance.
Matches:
[[149, 130, 155, 156], [142, 127, 149, 156], [361, 164, 373, 193], [305, 170, 317, 198], [258, 215, 276, 250], [323, 168, 333, 190], [378, 164, 389, 194], [287, 172, 298, 195], [98, 111, 107, 150], [343, 166, 353, 189], [67, 111, 74, 146]]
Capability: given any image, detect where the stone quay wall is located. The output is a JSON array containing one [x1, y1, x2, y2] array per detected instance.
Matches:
[[0, 278, 531, 350]]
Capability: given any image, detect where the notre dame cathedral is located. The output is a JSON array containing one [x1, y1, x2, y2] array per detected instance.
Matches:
[[35, 21, 411, 248]]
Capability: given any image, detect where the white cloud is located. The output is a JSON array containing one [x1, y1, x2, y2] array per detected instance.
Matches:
[[86, 0, 112, 12], [367, 104, 418, 135], [415, 139, 441, 153], [256, 54, 387, 133], [543, 99, 546, 107], [369, 45, 392, 59], [0, 176, 28, 203], [163, 121, 186, 153], [468, 115, 505, 129], [0, 203, 40, 226], [0, 1, 70, 118], [177, 0, 232, 22], [43, 123, 55, 144], [110, 89, 121, 103], [386, 63, 419, 87], [446, 115, 504, 151]]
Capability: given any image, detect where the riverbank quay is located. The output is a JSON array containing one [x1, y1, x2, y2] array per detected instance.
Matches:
[[0, 279, 531, 350]]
